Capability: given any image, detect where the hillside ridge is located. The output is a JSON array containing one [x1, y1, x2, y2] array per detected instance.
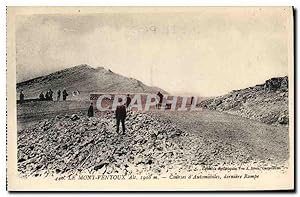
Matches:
[[199, 76, 288, 125], [17, 64, 167, 100]]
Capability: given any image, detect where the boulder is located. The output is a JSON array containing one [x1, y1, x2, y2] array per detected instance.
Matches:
[[278, 114, 289, 125], [70, 114, 80, 121]]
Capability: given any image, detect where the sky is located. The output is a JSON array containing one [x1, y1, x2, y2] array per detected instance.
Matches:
[[15, 7, 292, 96]]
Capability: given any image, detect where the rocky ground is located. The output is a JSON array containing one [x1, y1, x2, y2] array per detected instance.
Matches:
[[17, 109, 289, 178], [199, 76, 289, 126]]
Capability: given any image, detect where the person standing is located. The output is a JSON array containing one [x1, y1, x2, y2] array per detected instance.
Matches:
[[115, 99, 126, 135], [157, 91, 163, 109], [49, 89, 53, 101], [39, 92, 45, 101], [57, 90, 61, 101], [45, 90, 50, 100], [19, 90, 24, 103], [88, 103, 94, 117], [62, 89, 68, 101], [126, 94, 131, 108]]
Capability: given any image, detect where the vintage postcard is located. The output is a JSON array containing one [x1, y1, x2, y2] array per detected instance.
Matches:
[[6, 6, 294, 191]]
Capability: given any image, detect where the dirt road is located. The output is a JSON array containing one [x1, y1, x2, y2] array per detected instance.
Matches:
[[153, 110, 289, 166]]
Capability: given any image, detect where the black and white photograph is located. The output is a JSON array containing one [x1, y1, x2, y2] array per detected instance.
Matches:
[[6, 6, 294, 191]]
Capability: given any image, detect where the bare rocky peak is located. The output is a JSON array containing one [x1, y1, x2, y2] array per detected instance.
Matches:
[[16, 64, 167, 100]]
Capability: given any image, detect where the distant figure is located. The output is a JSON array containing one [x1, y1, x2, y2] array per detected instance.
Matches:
[[45, 91, 49, 101], [191, 96, 194, 105], [264, 81, 270, 92], [62, 89, 68, 101], [115, 98, 126, 135], [39, 92, 45, 101], [126, 94, 131, 108], [57, 90, 61, 101], [88, 103, 94, 117], [49, 89, 53, 101], [157, 91, 163, 109], [19, 90, 24, 103], [45, 89, 53, 101]]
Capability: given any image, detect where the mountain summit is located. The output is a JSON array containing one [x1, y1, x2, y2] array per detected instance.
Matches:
[[16, 64, 166, 100]]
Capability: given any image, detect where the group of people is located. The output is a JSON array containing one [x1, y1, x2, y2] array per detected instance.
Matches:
[[39, 89, 54, 101], [39, 89, 69, 101], [19, 89, 69, 103]]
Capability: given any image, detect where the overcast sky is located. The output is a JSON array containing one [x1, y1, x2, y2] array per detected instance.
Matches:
[[16, 7, 291, 96]]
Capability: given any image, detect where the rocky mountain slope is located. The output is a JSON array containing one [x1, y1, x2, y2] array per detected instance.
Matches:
[[18, 111, 183, 177], [199, 76, 289, 126], [17, 64, 166, 100], [18, 110, 288, 178]]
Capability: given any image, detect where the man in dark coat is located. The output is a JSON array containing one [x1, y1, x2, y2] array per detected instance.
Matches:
[[88, 103, 94, 117], [115, 99, 126, 135]]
